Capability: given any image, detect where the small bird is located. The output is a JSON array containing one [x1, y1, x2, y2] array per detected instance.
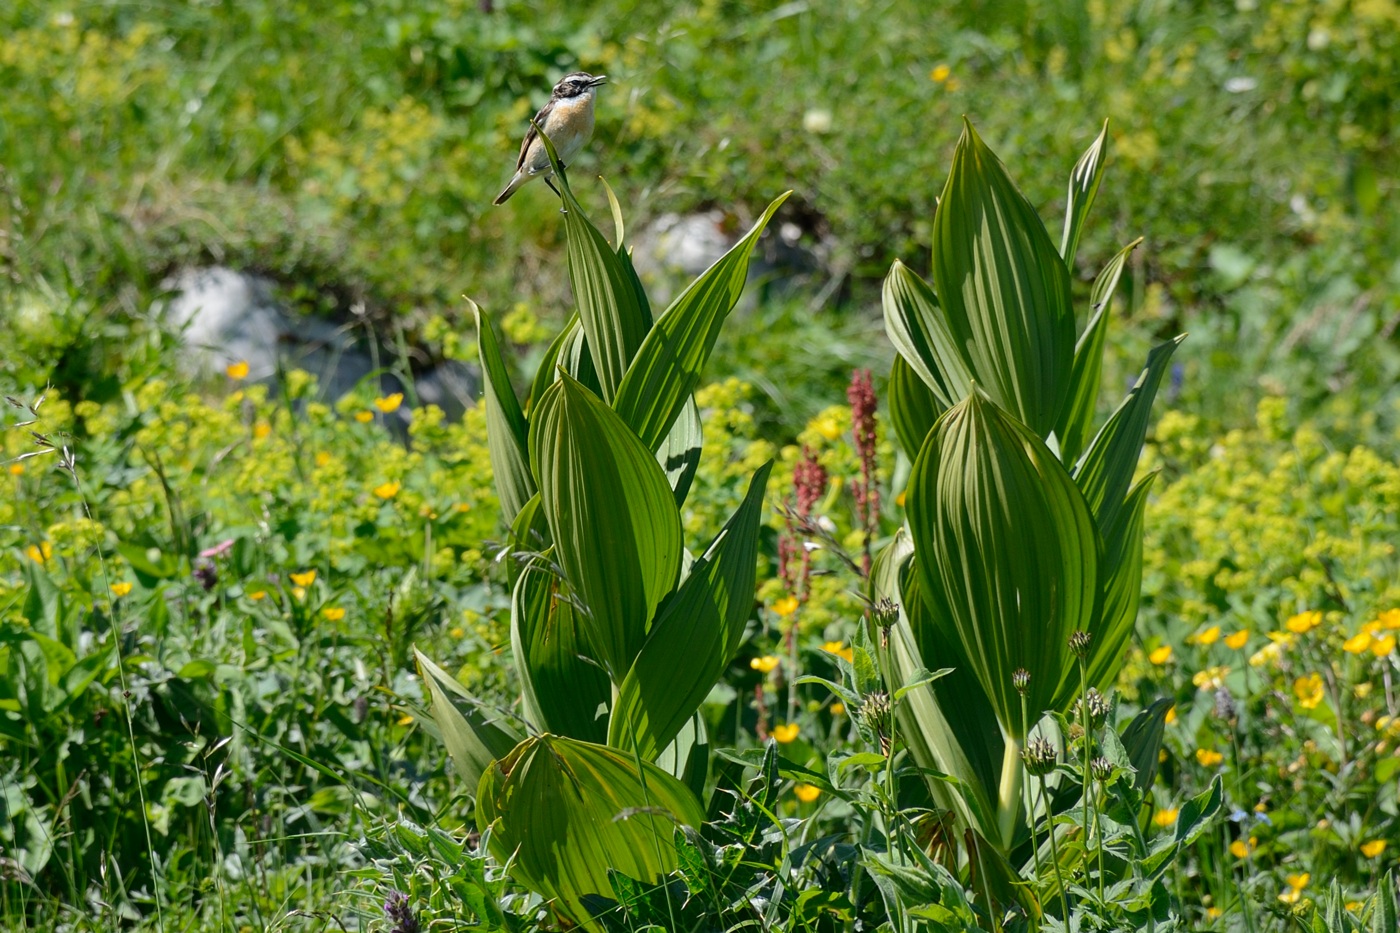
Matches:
[[494, 71, 608, 205]]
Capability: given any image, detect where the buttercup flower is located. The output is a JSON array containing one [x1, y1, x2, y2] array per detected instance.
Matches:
[[8, 462, 24, 476], [1196, 748, 1224, 767], [1372, 634, 1396, 657], [248, 590, 267, 601], [1153, 808, 1178, 828], [1149, 645, 1173, 665], [794, 783, 821, 803], [1230, 837, 1257, 858], [290, 570, 317, 587], [226, 360, 250, 380], [1225, 630, 1249, 650], [750, 655, 780, 674], [25, 542, 52, 564], [1361, 840, 1387, 858], [374, 480, 402, 500], [374, 393, 404, 413], [830, 702, 845, 716], [822, 641, 855, 663], [1192, 666, 1231, 690], [1344, 631, 1374, 654], [1165, 705, 1177, 725], [1293, 673, 1324, 710], [354, 410, 374, 423], [1187, 625, 1221, 646], [322, 607, 346, 621], [1278, 873, 1310, 905], [930, 63, 951, 82], [772, 723, 800, 743], [773, 596, 799, 617], [1285, 610, 1322, 634], [111, 581, 133, 597]]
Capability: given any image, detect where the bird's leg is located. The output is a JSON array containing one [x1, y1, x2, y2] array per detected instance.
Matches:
[[545, 175, 565, 213]]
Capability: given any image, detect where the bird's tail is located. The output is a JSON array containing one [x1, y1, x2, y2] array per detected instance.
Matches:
[[493, 171, 526, 206]]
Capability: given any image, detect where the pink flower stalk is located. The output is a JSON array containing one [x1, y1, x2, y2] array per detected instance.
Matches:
[[847, 369, 880, 576]]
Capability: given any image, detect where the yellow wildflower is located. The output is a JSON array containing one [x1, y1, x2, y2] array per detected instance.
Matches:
[[1149, 645, 1173, 665], [1250, 641, 1285, 667], [226, 360, 250, 380], [1187, 625, 1221, 646], [1229, 837, 1257, 859], [248, 590, 267, 601], [1206, 907, 1222, 920], [397, 713, 414, 725], [290, 570, 317, 587], [110, 581, 133, 598], [1195, 748, 1224, 767], [374, 393, 404, 413], [1356, 683, 1373, 699], [1293, 673, 1324, 710], [1192, 666, 1231, 690], [1285, 610, 1322, 634], [1279, 873, 1310, 905], [1153, 808, 1178, 828], [253, 421, 271, 440], [930, 63, 952, 83], [449, 626, 465, 639], [314, 451, 332, 467], [1362, 840, 1387, 858], [1344, 631, 1374, 654], [773, 596, 800, 617], [794, 784, 821, 803], [1164, 705, 1177, 725], [24, 542, 52, 564], [1372, 634, 1396, 657], [373, 480, 401, 500], [750, 655, 781, 674], [1378, 609, 1400, 630], [895, 490, 906, 508], [1224, 629, 1249, 650], [772, 723, 800, 743], [322, 607, 346, 621], [822, 641, 855, 663], [830, 702, 845, 716], [8, 462, 24, 476], [354, 410, 374, 423], [291, 586, 306, 601]]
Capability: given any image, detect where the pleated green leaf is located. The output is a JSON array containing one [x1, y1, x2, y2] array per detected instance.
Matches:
[[931, 121, 1076, 437], [1073, 335, 1184, 541], [881, 259, 972, 411], [476, 734, 706, 930], [530, 373, 682, 678], [1120, 696, 1173, 795], [657, 396, 702, 507], [529, 314, 580, 418], [1081, 473, 1154, 698], [1060, 121, 1109, 268], [1053, 238, 1142, 465], [609, 462, 772, 760], [908, 389, 1100, 737], [470, 300, 536, 525], [870, 533, 1004, 845], [414, 647, 520, 793], [534, 126, 651, 403], [613, 193, 789, 453], [511, 556, 611, 743], [888, 354, 942, 457]]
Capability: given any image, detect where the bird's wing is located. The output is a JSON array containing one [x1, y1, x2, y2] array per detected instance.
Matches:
[[515, 99, 555, 171]]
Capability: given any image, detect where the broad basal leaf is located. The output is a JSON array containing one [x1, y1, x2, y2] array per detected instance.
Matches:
[[511, 556, 611, 743], [908, 388, 1100, 737], [414, 647, 520, 793], [888, 354, 941, 458], [613, 193, 789, 452], [609, 462, 772, 760], [476, 734, 706, 930], [882, 259, 972, 411], [471, 300, 536, 524], [931, 120, 1076, 437], [1081, 473, 1154, 698], [530, 373, 682, 678], [1060, 121, 1109, 268]]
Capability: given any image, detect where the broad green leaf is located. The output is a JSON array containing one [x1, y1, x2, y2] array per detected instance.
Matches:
[[657, 713, 710, 800], [535, 127, 649, 402], [511, 556, 611, 743], [609, 462, 772, 760], [613, 193, 790, 452], [529, 373, 682, 678], [1083, 473, 1154, 696], [1119, 696, 1173, 795], [871, 535, 1003, 847], [656, 396, 702, 507], [1054, 238, 1141, 466], [1060, 121, 1109, 268], [414, 647, 519, 793], [908, 389, 1100, 738], [1374, 869, 1397, 933], [888, 354, 941, 457], [528, 314, 580, 418], [476, 734, 706, 929], [881, 259, 972, 411], [471, 300, 536, 524], [1074, 335, 1184, 541], [931, 120, 1076, 437]]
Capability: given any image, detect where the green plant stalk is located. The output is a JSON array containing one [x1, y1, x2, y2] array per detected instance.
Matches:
[[1228, 731, 1259, 933], [1076, 656, 1098, 900], [1020, 694, 1044, 886], [1037, 772, 1071, 925], [997, 736, 1024, 850]]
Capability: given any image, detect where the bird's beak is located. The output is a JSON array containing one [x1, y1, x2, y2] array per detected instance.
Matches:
[[589, 75, 608, 87]]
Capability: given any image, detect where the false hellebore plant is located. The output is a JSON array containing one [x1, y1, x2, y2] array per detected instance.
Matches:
[[875, 120, 1188, 890], [415, 129, 788, 929]]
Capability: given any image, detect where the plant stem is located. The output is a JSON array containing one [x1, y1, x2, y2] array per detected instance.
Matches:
[[1021, 695, 1044, 887], [1038, 773, 1071, 927]]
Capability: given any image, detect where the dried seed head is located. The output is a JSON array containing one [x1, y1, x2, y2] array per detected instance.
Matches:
[[871, 597, 899, 630], [1069, 630, 1092, 659], [1091, 756, 1114, 783], [1012, 668, 1031, 696], [1022, 736, 1058, 777], [1077, 688, 1111, 730]]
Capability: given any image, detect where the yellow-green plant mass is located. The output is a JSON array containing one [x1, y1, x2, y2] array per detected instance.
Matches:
[[3, 0, 1400, 930]]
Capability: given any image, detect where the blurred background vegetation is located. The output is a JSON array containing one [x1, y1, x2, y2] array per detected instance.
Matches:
[[3, 0, 1397, 429]]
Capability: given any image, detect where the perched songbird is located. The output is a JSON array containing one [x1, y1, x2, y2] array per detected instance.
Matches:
[[494, 71, 607, 205]]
